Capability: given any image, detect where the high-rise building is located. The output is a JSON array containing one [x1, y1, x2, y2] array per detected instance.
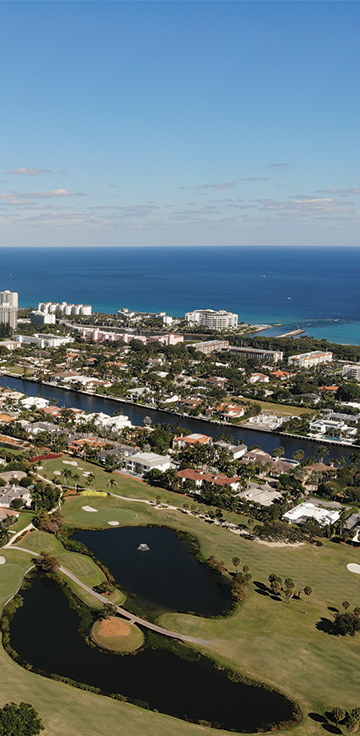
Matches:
[[0, 290, 18, 308], [0, 290, 18, 329], [185, 309, 238, 330], [38, 301, 92, 316]]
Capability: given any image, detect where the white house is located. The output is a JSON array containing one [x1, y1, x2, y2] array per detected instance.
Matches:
[[125, 452, 172, 475], [283, 502, 340, 527], [21, 396, 49, 410]]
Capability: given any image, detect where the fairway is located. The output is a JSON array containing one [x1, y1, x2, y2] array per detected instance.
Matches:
[[63, 497, 138, 526]]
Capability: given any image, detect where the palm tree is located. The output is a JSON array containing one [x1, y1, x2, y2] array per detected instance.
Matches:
[[62, 468, 73, 486], [107, 478, 117, 492], [316, 445, 329, 463], [88, 472, 95, 487], [72, 472, 80, 492], [292, 449, 305, 463], [272, 445, 285, 458]]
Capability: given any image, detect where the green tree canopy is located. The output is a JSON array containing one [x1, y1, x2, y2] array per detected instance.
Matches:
[[0, 702, 44, 735]]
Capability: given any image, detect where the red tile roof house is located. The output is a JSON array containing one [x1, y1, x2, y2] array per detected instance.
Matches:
[[179, 397, 203, 409], [212, 402, 245, 420], [270, 370, 295, 380], [173, 433, 212, 449], [177, 468, 240, 491]]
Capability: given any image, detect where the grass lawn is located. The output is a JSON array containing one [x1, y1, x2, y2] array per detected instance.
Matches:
[[8, 510, 34, 534], [0, 548, 35, 608], [3, 365, 35, 376], [252, 400, 314, 417], [1, 479, 360, 734], [228, 397, 314, 419]]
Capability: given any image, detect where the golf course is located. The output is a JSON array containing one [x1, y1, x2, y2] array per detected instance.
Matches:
[[0, 457, 359, 734]]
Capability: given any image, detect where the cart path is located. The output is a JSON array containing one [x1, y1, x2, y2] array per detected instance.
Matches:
[[13, 546, 211, 646]]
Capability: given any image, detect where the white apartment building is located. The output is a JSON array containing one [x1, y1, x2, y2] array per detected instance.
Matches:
[[288, 351, 333, 368], [228, 346, 284, 363], [15, 334, 74, 348], [38, 301, 92, 316], [192, 339, 230, 355], [1, 290, 18, 308], [342, 364, 360, 381], [0, 290, 18, 329], [30, 311, 56, 326], [185, 309, 238, 330]]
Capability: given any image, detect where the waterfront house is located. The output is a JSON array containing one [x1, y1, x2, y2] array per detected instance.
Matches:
[[173, 433, 213, 450]]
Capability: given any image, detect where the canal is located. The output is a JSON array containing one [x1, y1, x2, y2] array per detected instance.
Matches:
[[0, 374, 357, 461]]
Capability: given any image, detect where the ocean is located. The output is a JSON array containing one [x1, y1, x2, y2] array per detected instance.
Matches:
[[1, 245, 360, 344]]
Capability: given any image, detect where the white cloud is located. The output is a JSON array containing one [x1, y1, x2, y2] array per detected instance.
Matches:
[[4, 167, 52, 176], [195, 182, 238, 190], [314, 188, 360, 195], [0, 189, 86, 202]]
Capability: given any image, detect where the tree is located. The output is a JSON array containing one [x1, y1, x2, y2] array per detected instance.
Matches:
[[33, 551, 59, 573], [330, 707, 347, 724], [107, 478, 117, 491], [143, 416, 152, 427], [232, 556, 240, 573], [87, 472, 95, 487], [333, 611, 360, 636], [346, 715, 360, 733], [99, 603, 117, 619], [0, 701, 44, 735], [342, 600, 351, 611], [292, 449, 305, 463], [72, 472, 80, 492], [284, 577, 295, 604], [316, 445, 329, 463], [62, 467, 73, 485], [272, 446, 285, 458]]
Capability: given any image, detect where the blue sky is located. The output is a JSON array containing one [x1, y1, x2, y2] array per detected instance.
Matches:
[[1, 1, 359, 247]]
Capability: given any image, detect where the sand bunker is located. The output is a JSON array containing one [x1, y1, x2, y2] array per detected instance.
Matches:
[[54, 470, 62, 475], [63, 460, 78, 466], [108, 521, 119, 526], [347, 563, 360, 574], [0, 556, 6, 565], [99, 617, 131, 637], [82, 505, 98, 513]]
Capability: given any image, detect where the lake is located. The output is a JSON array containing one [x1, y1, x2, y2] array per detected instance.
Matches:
[[74, 526, 233, 617], [9, 576, 298, 732]]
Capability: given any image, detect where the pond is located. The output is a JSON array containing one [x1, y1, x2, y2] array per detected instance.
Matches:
[[9, 576, 298, 732], [74, 526, 233, 617]]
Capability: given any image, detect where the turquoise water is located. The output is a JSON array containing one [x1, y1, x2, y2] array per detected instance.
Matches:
[[1, 245, 360, 344]]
